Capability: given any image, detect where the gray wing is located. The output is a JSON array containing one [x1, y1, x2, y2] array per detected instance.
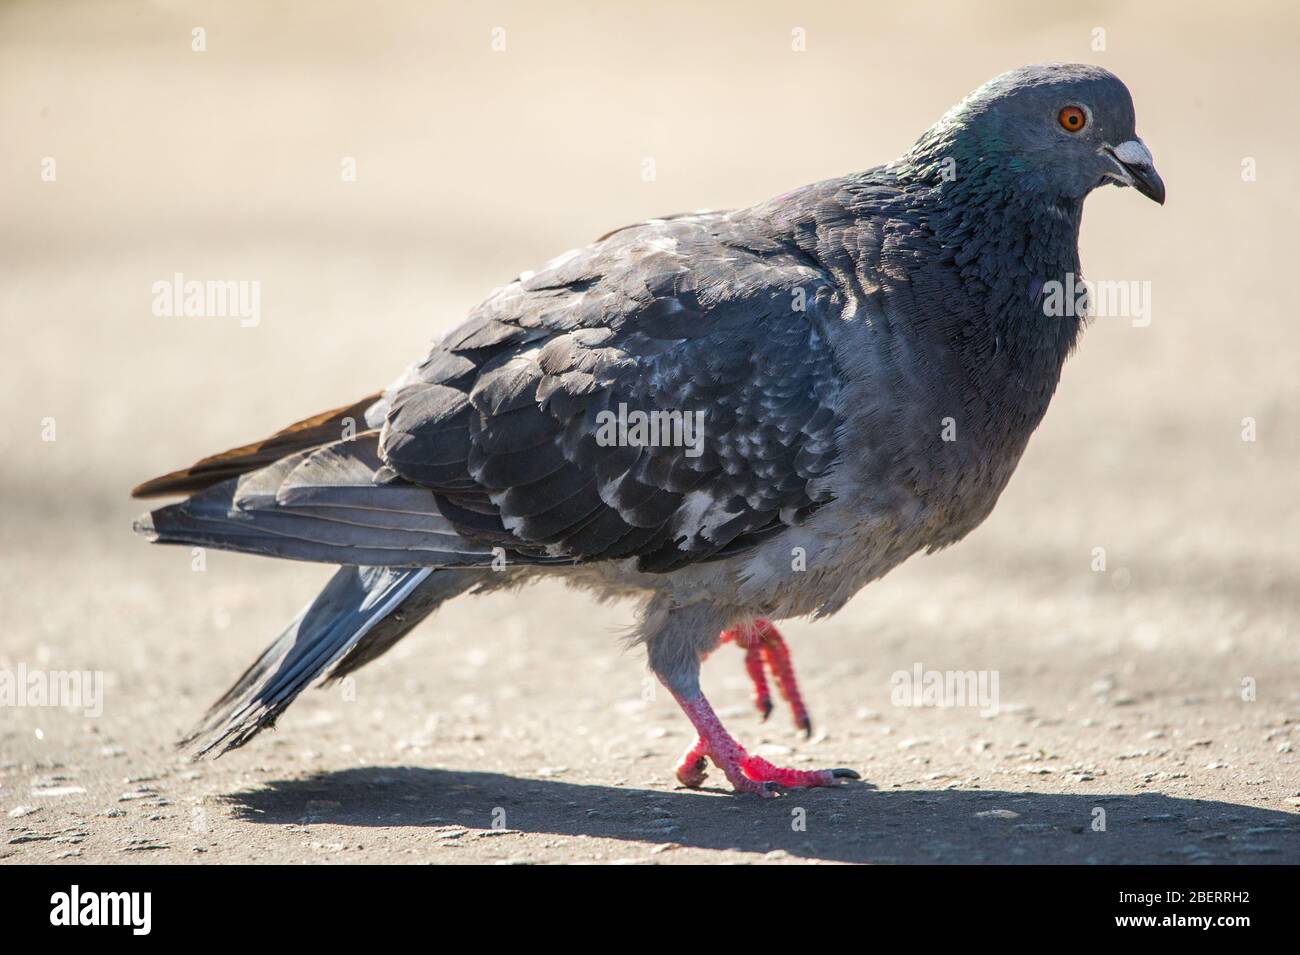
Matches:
[[380, 213, 846, 573]]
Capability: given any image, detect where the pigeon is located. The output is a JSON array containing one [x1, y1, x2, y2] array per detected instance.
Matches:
[[133, 63, 1164, 796]]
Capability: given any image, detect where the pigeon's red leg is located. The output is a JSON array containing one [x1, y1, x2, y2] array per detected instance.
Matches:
[[755, 620, 813, 736], [669, 689, 858, 797], [720, 619, 812, 735], [719, 627, 773, 719]]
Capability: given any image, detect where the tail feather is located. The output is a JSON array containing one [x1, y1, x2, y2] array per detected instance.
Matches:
[[131, 392, 383, 498], [327, 568, 483, 679], [183, 565, 476, 757], [134, 435, 511, 568]]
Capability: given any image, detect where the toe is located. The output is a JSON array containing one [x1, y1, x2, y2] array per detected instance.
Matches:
[[733, 776, 778, 798], [676, 755, 709, 789]]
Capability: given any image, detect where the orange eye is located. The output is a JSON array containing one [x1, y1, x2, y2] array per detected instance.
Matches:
[[1058, 106, 1087, 132]]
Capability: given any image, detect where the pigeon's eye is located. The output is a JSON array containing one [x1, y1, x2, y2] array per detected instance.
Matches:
[[1057, 106, 1087, 133]]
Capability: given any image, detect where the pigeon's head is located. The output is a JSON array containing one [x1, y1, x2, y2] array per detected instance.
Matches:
[[911, 63, 1164, 206]]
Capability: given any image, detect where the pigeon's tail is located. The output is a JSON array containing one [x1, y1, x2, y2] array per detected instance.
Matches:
[[182, 565, 483, 757], [133, 433, 503, 568], [131, 392, 383, 499]]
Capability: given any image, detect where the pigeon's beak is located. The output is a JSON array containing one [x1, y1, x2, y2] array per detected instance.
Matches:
[[1103, 139, 1166, 205]]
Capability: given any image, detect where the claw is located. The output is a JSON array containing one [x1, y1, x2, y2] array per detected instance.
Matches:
[[831, 768, 861, 780]]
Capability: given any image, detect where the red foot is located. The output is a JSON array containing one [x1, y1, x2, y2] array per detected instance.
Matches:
[[670, 691, 858, 797], [720, 619, 812, 735]]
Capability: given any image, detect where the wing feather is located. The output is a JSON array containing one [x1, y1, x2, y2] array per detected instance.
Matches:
[[379, 213, 845, 571]]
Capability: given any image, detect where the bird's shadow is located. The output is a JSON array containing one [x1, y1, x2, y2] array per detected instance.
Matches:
[[225, 766, 1300, 863]]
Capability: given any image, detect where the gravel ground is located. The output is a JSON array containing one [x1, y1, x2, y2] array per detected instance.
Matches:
[[2, 0, 1297, 864]]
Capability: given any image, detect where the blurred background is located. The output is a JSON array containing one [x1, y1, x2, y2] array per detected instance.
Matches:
[[0, 1, 1295, 863]]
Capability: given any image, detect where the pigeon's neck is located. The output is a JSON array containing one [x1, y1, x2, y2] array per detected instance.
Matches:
[[934, 176, 1082, 366], [895, 127, 1086, 284], [789, 140, 1089, 466], [886, 137, 1087, 402]]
